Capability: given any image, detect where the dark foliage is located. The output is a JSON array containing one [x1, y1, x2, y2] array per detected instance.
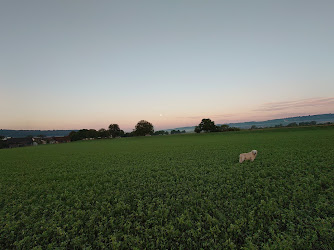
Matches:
[[219, 125, 240, 132], [195, 119, 218, 133], [123, 131, 135, 137], [109, 124, 122, 138], [69, 129, 99, 141], [134, 120, 154, 136], [287, 122, 298, 127], [170, 130, 186, 134], [299, 121, 317, 126], [153, 130, 169, 135], [98, 128, 110, 138]]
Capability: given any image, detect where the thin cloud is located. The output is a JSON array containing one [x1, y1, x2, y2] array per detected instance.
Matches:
[[176, 114, 237, 120], [254, 97, 334, 112]]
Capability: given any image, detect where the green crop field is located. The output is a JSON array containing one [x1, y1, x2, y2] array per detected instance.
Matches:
[[1, 126, 333, 249]]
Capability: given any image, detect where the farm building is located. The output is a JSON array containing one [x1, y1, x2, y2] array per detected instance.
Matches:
[[53, 136, 70, 143]]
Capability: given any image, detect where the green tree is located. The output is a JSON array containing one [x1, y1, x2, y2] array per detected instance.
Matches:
[[171, 130, 186, 134], [98, 128, 109, 138], [88, 129, 98, 138], [69, 129, 94, 141], [229, 127, 240, 131], [108, 124, 121, 138], [69, 131, 79, 141], [123, 131, 135, 137], [0, 136, 6, 149], [195, 118, 218, 133], [0, 141, 6, 149], [134, 120, 154, 136], [287, 122, 298, 127], [194, 126, 201, 133], [154, 130, 168, 135], [220, 124, 229, 132]]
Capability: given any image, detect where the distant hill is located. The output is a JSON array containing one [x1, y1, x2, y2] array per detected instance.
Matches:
[[226, 113, 334, 129], [0, 130, 76, 138], [166, 113, 334, 132]]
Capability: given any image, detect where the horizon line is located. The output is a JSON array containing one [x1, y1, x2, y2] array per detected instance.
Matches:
[[2, 112, 333, 132]]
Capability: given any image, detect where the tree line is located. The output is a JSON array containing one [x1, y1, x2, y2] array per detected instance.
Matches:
[[194, 118, 330, 132], [68, 120, 170, 141], [194, 119, 240, 133], [251, 120, 326, 129]]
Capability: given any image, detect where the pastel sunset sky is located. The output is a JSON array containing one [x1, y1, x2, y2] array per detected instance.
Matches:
[[1, 0, 333, 131]]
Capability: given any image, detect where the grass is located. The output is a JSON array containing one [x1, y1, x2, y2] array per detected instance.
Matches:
[[0, 126, 333, 248]]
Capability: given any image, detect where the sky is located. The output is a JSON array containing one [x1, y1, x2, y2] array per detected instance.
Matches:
[[1, 0, 334, 131]]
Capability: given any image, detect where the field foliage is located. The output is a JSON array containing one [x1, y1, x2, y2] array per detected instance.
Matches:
[[1, 126, 333, 248]]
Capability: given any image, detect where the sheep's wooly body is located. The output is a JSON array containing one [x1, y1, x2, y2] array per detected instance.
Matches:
[[239, 150, 258, 163]]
